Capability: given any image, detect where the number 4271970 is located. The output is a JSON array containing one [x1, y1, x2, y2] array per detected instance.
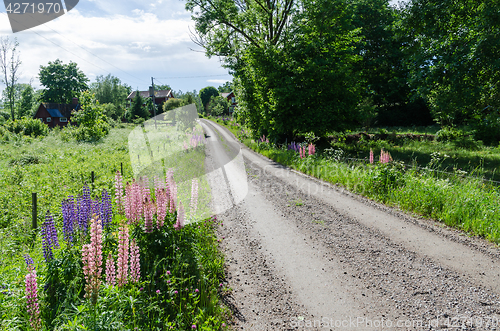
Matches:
[[6, 2, 62, 14]]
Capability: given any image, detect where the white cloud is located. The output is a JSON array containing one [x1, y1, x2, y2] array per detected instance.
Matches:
[[0, 7, 230, 92], [207, 79, 230, 84]]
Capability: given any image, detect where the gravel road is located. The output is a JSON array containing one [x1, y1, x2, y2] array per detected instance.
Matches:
[[201, 119, 500, 331]]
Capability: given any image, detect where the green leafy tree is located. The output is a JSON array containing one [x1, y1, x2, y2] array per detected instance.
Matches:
[[188, 0, 365, 139], [38, 59, 89, 104], [72, 91, 110, 141], [217, 81, 233, 93], [199, 86, 219, 112], [207, 95, 229, 116], [18, 84, 35, 118], [402, 0, 500, 126], [127, 90, 149, 122], [89, 74, 131, 119]]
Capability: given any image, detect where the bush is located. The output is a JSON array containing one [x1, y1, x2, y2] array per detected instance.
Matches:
[[472, 111, 500, 146], [2, 117, 49, 137]]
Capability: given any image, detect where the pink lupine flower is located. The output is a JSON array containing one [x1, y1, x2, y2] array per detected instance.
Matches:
[[174, 203, 185, 230], [25, 266, 41, 330], [129, 239, 141, 283], [308, 143, 316, 156], [166, 170, 177, 213], [156, 188, 167, 228], [379, 149, 393, 164], [190, 178, 199, 216], [82, 215, 103, 304], [115, 171, 124, 214], [105, 252, 116, 286], [144, 198, 154, 233], [369, 149, 374, 164], [116, 224, 129, 287]]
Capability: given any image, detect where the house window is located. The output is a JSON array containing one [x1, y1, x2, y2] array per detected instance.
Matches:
[[46, 117, 51, 122], [231, 97, 235, 103], [60, 117, 67, 122]]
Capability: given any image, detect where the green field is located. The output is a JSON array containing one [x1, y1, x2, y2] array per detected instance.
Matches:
[[0, 125, 229, 330]]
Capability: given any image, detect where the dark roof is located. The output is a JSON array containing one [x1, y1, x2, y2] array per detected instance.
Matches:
[[46, 109, 64, 117], [127, 90, 174, 100]]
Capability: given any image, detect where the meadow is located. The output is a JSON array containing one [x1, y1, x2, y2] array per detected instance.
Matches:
[[210, 116, 500, 244], [0, 123, 230, 330]]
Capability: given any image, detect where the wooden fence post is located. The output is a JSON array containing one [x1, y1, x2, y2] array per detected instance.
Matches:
[[121, 162, 123, 175], [32, 193, 37, 232]]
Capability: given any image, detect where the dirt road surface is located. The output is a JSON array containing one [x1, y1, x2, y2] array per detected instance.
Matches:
[[201, 119, 500, 330]]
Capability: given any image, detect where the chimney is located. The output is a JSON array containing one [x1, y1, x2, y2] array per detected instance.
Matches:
[[72, 97, 78, 105]]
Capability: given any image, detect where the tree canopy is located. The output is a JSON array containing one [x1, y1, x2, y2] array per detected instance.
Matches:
[[38, 59, 89, 104], [199, 86, 219, 111]]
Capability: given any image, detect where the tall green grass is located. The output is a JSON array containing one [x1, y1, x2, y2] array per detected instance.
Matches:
[[249, 142, 500, 244]]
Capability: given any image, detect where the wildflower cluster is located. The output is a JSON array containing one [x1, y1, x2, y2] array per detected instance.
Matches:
[[62, 185, 113, 244], [288, 141, 316, 158], [380, 149, 393, 163]]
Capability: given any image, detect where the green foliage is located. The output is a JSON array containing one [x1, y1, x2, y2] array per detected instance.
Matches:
[[38, 59, 89, 104], [163, 98, 185, 112], [18, 84, 35, 118], [207, 95, 229, 116], [199, 87, 218, 111], [89, 74, 131, 115], [217, 81, 233, 94], [471, 109, 500, 146], [402, 0, 500, 126], [72, 91, 110, 142], [2, 117, 49, 137]]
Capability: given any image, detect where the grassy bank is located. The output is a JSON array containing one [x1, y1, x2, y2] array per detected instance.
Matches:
[[208, 117, 500, 244], [0, 125, 230, 330]]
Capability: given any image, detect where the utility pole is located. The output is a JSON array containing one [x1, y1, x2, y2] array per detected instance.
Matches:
[[150, 77, 157, 129]]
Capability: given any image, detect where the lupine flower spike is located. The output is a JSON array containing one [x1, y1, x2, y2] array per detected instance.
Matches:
[[105, 252, 116, 286], [41, 211, 59, 262], [115, 171, 124, 214], [174, 203, 185, 230], [190, 178, 199, 217], [25, 260, 41, 330], [117, 223, 129, 287], [129, 239, 140, 283], [369, 149, 374, 164], [81, 215, 103, 305]]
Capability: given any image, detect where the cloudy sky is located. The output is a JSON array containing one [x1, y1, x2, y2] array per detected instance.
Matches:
[[0, 0, 232, 95], [0, 0, 404, 96]]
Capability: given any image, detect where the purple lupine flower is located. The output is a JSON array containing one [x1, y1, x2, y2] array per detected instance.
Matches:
[[62, 197, 76, 243], [41, 211, 59, 262], [100, 189, 112, 228], [24, 254, 34, 268], [91, 199, 101, 220]]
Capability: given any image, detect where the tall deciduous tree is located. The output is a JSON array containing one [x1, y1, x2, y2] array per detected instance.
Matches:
[[187, 0, 365, 139], [127, 90, 149, 122], [199, 86, 219, 111], [402, 0, 500, 126], [90, 74, 131, 107], [0, 37, 21, 121], [18, 84, 35, 118], [38, 59, 89, 104]]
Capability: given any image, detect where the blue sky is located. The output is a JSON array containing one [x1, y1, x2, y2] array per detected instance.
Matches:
[[0, 0, 232, 95]]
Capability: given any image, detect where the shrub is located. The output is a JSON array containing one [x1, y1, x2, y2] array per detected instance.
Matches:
[[2, 118, 49, 137]]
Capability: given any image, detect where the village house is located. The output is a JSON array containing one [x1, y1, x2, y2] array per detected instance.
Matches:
[[221, 91, 237, 114], [126, 89, 175, 108], [33, 97, 80, 128]]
